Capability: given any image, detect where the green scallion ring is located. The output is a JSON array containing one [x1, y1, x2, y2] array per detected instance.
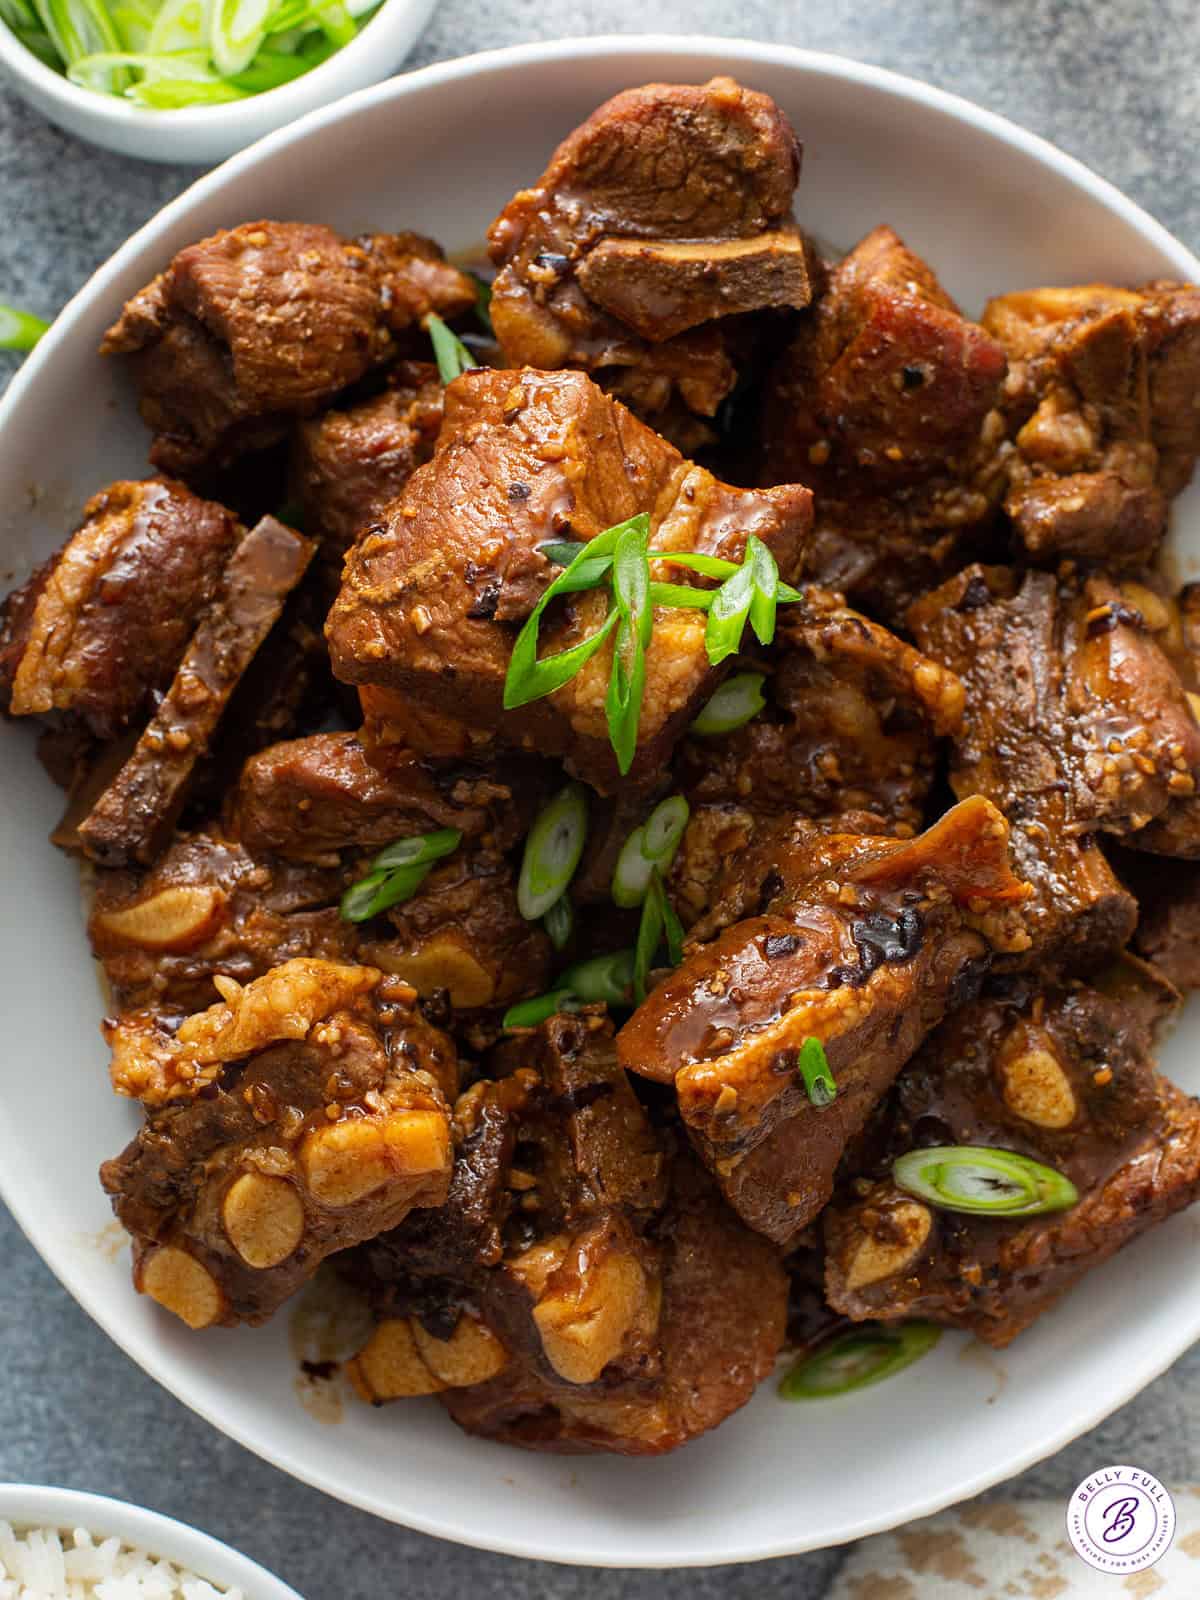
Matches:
[[373, 827, 461, 872], [557, 948, 635, 1007], [611, 794, 689, 908], [339, 869, 389, 923], [779, 1323, 941, 1400], [0, 304, 50, 351], [691, 671, 768, 736], [797, 1036, 837, 1108], [518, 782, 589, 921], [543, 894, 574, 952], [501, 990, 578, 1030], [892, 1145, 1079, 1217]]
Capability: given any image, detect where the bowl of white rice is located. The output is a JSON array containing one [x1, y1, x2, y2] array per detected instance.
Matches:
[[0, 1487, 303, 1600]]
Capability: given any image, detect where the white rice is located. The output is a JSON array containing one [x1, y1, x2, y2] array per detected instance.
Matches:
[[0, 1523, 244, 1600]]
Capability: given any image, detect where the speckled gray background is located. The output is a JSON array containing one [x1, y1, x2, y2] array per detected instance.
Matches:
[[2, 4, 1199, 1596]]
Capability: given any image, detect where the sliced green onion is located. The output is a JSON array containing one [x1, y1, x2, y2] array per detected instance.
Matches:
[[502, 990, 576, 1030], [780, 1324, 941, 1400], [517, 782, 588, 921], [648, 581, 716, 610], [427, 311, 479, 386], [747, 535, 780, 646], [209, 0, 272, 75], [705, 560, 756, 666], [892, 1145, 1078, 1217], [691, 671, 767, 736], [605, 516, 653, 776], [633, 870, 682, 1004], [340, 861, 432, 923], [126, 75, 247, 104], [642, 794, 689, 864], [14, 22, 60, 61], [798, 1036, 837, 1107], [471, 273, 493, 334], [145, 0, 205, 51], [373, 827, 461, 872], [0, 304, 50, 351], [309, 0, 354, 43], [32, 0, 122, 62], [504, 518, 637, 712], [0, 0, 39, 30], [540, 540, 588, 567], [69, 45, 210, 88], [339, 869, 389, 922], [558, 948, 635, 1006], [231, 38, 331, 85], [611, 794, 689, 908], [543, 894, 574, 952]]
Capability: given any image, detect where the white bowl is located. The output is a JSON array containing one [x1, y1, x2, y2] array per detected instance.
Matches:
[[0, 1484, 303, 1597], [1, 34, 1199, 1571], [0, 0, 435, 164]]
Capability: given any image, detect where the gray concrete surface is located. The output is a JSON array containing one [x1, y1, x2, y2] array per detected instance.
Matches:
[[2, 3, 1199, 1593]]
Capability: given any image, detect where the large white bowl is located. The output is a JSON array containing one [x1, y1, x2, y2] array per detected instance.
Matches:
[[0, 1484, 302, 1597], [0, 0, 435, 164], [1, 34, 1198, 1571]]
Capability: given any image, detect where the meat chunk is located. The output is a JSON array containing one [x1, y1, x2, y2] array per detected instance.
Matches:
[[1116, 849, 1200, 994], [761, 226, 1009, 624], [102, 223, 472, 476], [230, 731, 544, 861], [0, 478, 240, 739], [343, 1017, 785, 1453], [100, 960, 458, 1327], [488, 77, 807, 440], [74, 516, 315, 868], [288, 360, 444, 579], [617, 796, 1031, 1246], [910, 564, 1200, 969], [361, 845, 552, 1014], [823, 965, 1200, 1346], [437, 1153, 786, 1455], [675, 585, 964, 838], [89, 829, 355, 1023], [326, 366, 811, 792], [575, 230, 813, 343], [981, 281, 1200, 566]]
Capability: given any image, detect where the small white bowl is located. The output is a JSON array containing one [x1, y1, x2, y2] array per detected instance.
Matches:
[[0, 1484, 303, 1597], [0, 0, 435, 164]]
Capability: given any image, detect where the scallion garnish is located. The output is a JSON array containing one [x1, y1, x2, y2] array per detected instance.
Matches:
[[506, 519, 803, 774], [426, 311, 479, 386], [798, 1036, 837, 1107], [543, 893, 574, 952], [6, 0, 382, 106], [691, 671, 767, 736], [501, 949, 634, 1030], [339, 827, 462, 924], [501, 990, 578, 1030], [0, 304, 50, 351], [517, 782, 589, 922], [471, 273, 493, 334], [779, 1324, 941, 1400], [611, 794, 689, 908], [892, 1146, 1079, 1217], [632, 869, 684, 1003], [559, 948, 636, 1006], [374, 828, 461, 871], [605, 516, 654, 774]]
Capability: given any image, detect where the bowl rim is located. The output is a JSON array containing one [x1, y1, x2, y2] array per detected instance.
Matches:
[[0, 0, 430, 133], [0, 1483, 304, 1596], [2, 32, 1200, 1567]]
